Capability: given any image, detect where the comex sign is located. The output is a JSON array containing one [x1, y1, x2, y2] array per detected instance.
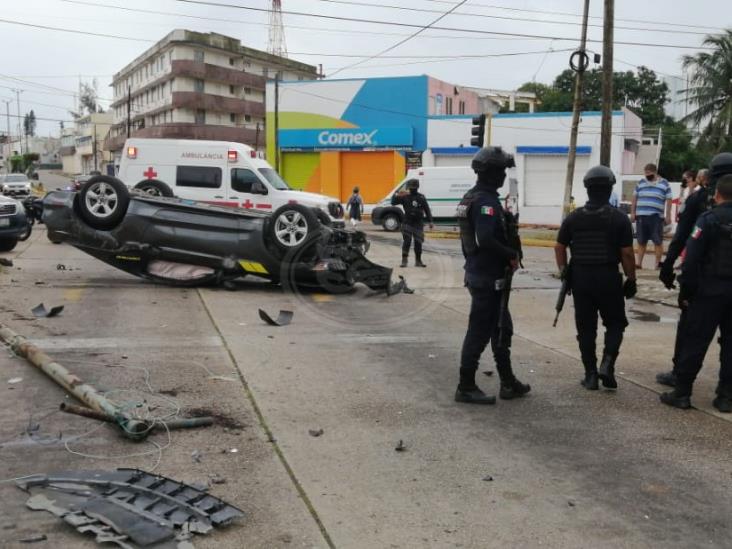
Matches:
[[279, 127, 413, 150]]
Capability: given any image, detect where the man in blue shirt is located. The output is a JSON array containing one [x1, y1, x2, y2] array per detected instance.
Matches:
[[631, 163, 672, 269]]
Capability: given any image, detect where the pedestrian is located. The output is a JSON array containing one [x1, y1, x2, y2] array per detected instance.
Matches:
[[631, 163, 673, 269], [660, 173, 732, 413], [657, 157, 732, 388], [454, 146, 530, 404], [391, 179, 433, 268], [609, 189, 620, 208], [346, 186, 364, 227], [677, 170, 698, 220], [554, 166, 637, 390]]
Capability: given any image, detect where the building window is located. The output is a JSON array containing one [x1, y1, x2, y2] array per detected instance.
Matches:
[[244, 114, 252, 122], [194, 79, 204, 93], [230, 168, 259, 193], [230, 113, 236, 123], [263, 68, 269, 78], [194, 49, 204, 63], [459, 100, 465, 114], [195, 109, 206, 124], [446, 97, 453, 115], [176, 166, 221, 188], [298, 75, 304, 81], [229, 57, 235, 66], [244, 87, 251, 95], [229, 85, 235, 94]]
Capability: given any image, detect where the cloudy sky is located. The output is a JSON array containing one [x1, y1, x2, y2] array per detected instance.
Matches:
[[1, 0, 727, 135]]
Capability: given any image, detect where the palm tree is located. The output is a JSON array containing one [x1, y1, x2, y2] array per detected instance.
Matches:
[[682, 29, 732, 152]]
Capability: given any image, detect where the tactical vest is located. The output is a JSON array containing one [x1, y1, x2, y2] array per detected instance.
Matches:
[[569, 205, 619, 265], [457, 188, 506, 256], [703, 209, 732, 278]]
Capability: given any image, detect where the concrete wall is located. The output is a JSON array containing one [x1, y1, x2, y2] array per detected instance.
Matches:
[[427, 77, 479, 115]]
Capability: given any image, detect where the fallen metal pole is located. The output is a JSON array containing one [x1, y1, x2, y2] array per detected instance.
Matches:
[[0, 323, 148, 440], [59, 403, 215, 431]]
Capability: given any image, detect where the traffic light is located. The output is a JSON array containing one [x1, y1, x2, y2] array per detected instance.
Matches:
[[470, 114, 486, 147]]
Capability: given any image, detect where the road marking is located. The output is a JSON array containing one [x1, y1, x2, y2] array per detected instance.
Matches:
[[30, 336, 223, 350], [62, 288, 84, 303], [311, 294, 334, 303]]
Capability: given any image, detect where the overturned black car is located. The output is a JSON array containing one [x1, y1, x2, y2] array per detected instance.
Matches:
[[43, 176, 403, 293]]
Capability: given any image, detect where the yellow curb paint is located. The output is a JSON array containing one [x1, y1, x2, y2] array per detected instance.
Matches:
[[312, 294, 334, 303], [63, 288, 84, 302]]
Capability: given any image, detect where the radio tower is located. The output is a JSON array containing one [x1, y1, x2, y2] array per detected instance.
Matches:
[[268, 0, 288, 58]]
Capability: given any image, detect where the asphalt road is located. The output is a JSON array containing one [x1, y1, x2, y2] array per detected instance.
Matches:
[[1, 225, 731, 548]]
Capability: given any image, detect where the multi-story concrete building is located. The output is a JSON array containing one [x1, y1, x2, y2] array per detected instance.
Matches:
[[105, 29, 318, 164], [60, 112, 114, 175]]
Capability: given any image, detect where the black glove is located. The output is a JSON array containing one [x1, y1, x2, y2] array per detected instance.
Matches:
[[659, 261, 676, 289], [678, 284, 695, 310], [623, 278, 637, 299]]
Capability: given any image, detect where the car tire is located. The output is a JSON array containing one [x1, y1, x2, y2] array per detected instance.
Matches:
[[17, 222, 32, 242], [0, 238, 18, 252], [382, 213, 401, 232], [78, 175, 130, 230], [134, 179, 174, 198], [314, 208, 332, 227], [267, 203, 320, 256]]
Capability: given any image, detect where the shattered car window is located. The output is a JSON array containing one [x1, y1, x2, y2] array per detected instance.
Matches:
[[176, 166, 222, 188], [258, 168, 290, 191]]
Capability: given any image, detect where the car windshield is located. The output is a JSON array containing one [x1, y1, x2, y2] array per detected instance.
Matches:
[[5, 175, 28, 182], [258, 168, 290, 191]]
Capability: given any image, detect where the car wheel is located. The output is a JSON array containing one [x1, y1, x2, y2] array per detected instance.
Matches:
[[78, 175, 130, 230], [382, 213, 401, 232], [134, 179, 174, 198], [17, 222, 32, 242], [314, 208, 332, 226], [0, 238, 18, 252], [267, 204, 320, 255]]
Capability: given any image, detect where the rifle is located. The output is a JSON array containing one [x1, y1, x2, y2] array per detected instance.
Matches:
[[553, 264, 572, 327], [497, 265, 513, 348]]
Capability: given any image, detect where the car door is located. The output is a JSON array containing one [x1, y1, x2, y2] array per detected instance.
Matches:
[[230, 167, 271, 211], [174, 165, 224, 204]]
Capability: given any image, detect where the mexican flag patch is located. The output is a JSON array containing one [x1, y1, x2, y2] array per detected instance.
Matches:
[[480, 206, 495, 216], [691, 226, 703, 239]]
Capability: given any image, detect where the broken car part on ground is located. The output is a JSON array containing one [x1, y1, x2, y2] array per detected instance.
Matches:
[[17, 469, 244, 548], [42, 175, 404, 294]]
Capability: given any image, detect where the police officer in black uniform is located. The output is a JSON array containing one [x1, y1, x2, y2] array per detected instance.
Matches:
[[660, 174, 732, 413], [657, 153, 732, 387], [391, 179, 433, 268], [554, 166, 637, 390], [455, 146, 530, 404]]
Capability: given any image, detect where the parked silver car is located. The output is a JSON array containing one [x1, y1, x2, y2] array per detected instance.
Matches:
[[1, 174, 31, 196]]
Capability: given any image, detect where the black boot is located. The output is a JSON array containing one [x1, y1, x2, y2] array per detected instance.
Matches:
[[655, 370, 677, 387], [455, 384, 496, 405], [581, 368, 599, 390], [598, 353, 618, 389], [713, 384, 732, 414], [415, 258, 427, 268], [400, 255, 408, 268], [499, 379, 531, 400], [660, 386, 692, 409]]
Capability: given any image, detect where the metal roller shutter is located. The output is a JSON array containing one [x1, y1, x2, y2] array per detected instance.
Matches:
[[524, 155, 589, 207]]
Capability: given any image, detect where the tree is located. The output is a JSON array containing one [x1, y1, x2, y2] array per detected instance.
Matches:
[[69, 79, 105, 119], [23, 110, 36, 137], [658, 118, 712, 181], [681, 29, 732, 152]]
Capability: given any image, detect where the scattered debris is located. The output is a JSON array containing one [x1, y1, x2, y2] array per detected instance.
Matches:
[[0, 258, 13, 267], [483, 370, 494, 377], [395, 440, 406, 452], [33, 281, 45, 285], [209, 475, 227, 485], [258, 308, 294, 327], [482, 475, 494, 482], [56, 264, 67, 271], [159, 388, 179, 397], [568, 500, 576, 507], [397, 276, 415, 295], [229, 448, 239, 454], [121, 354, 128, 359], [18, 533, 47, 543], [60, 403, 214, 433], [17, 469, 244, 547], [31, 303, 64, 318], [7, 377, 23, 384], [308, 428, 324, 437], [191, 450, 203, 463], [428, 354, 437, 359]]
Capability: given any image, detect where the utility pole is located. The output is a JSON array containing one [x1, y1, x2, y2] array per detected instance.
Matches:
[[561, 0, 591, 221], [93, 124, 98, 172], [126, 85, 132, 137], [15, 89, 22, 155], [2, 100, 10, 170], [255, 122, 261, 151], [600, 0, 615, 166], [274, 74, 280, 172]]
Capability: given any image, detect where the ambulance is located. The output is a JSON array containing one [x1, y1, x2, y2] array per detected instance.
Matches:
[[117, 138, 344, 220]]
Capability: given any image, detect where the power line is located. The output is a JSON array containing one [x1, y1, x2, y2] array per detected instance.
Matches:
[[0, 17, 152, 43], [169, 0, 713, 51]]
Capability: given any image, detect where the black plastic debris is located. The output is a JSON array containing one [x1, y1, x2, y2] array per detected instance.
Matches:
[[17, 469, 245, 547], [31, 303, 64, 318], [18, 533, 47, 543], [308, 428, 324, 437], [258, 308, 293, 327], [56, 264, 66, 271], [395, 440, 406, 452], [0, 258, 13, 267]]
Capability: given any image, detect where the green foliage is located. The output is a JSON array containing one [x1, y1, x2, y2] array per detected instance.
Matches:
[[23, 110, 36, 137], [682, 29, 732, 152], [9, 155, 24, 173], [659, 118, 712, 180]]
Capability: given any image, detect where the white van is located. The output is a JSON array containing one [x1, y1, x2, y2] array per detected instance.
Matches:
[[117, 138, 344, 220], [371, 167, 510, 231]]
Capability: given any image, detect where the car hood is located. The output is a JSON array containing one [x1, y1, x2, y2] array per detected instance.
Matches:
[[0, 195, 22, 207], [277, 190, 339, 207]]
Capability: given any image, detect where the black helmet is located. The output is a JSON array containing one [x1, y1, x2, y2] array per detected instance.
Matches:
[[583, 165, 616, 187], [471, 146, 516, 173], [406, 178, 419, 190], [710, 152, 732, 179]]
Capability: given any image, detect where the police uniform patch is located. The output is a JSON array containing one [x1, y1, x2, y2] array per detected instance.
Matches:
[[691, 226, 703, 239], [480, 206, 494, 216]]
